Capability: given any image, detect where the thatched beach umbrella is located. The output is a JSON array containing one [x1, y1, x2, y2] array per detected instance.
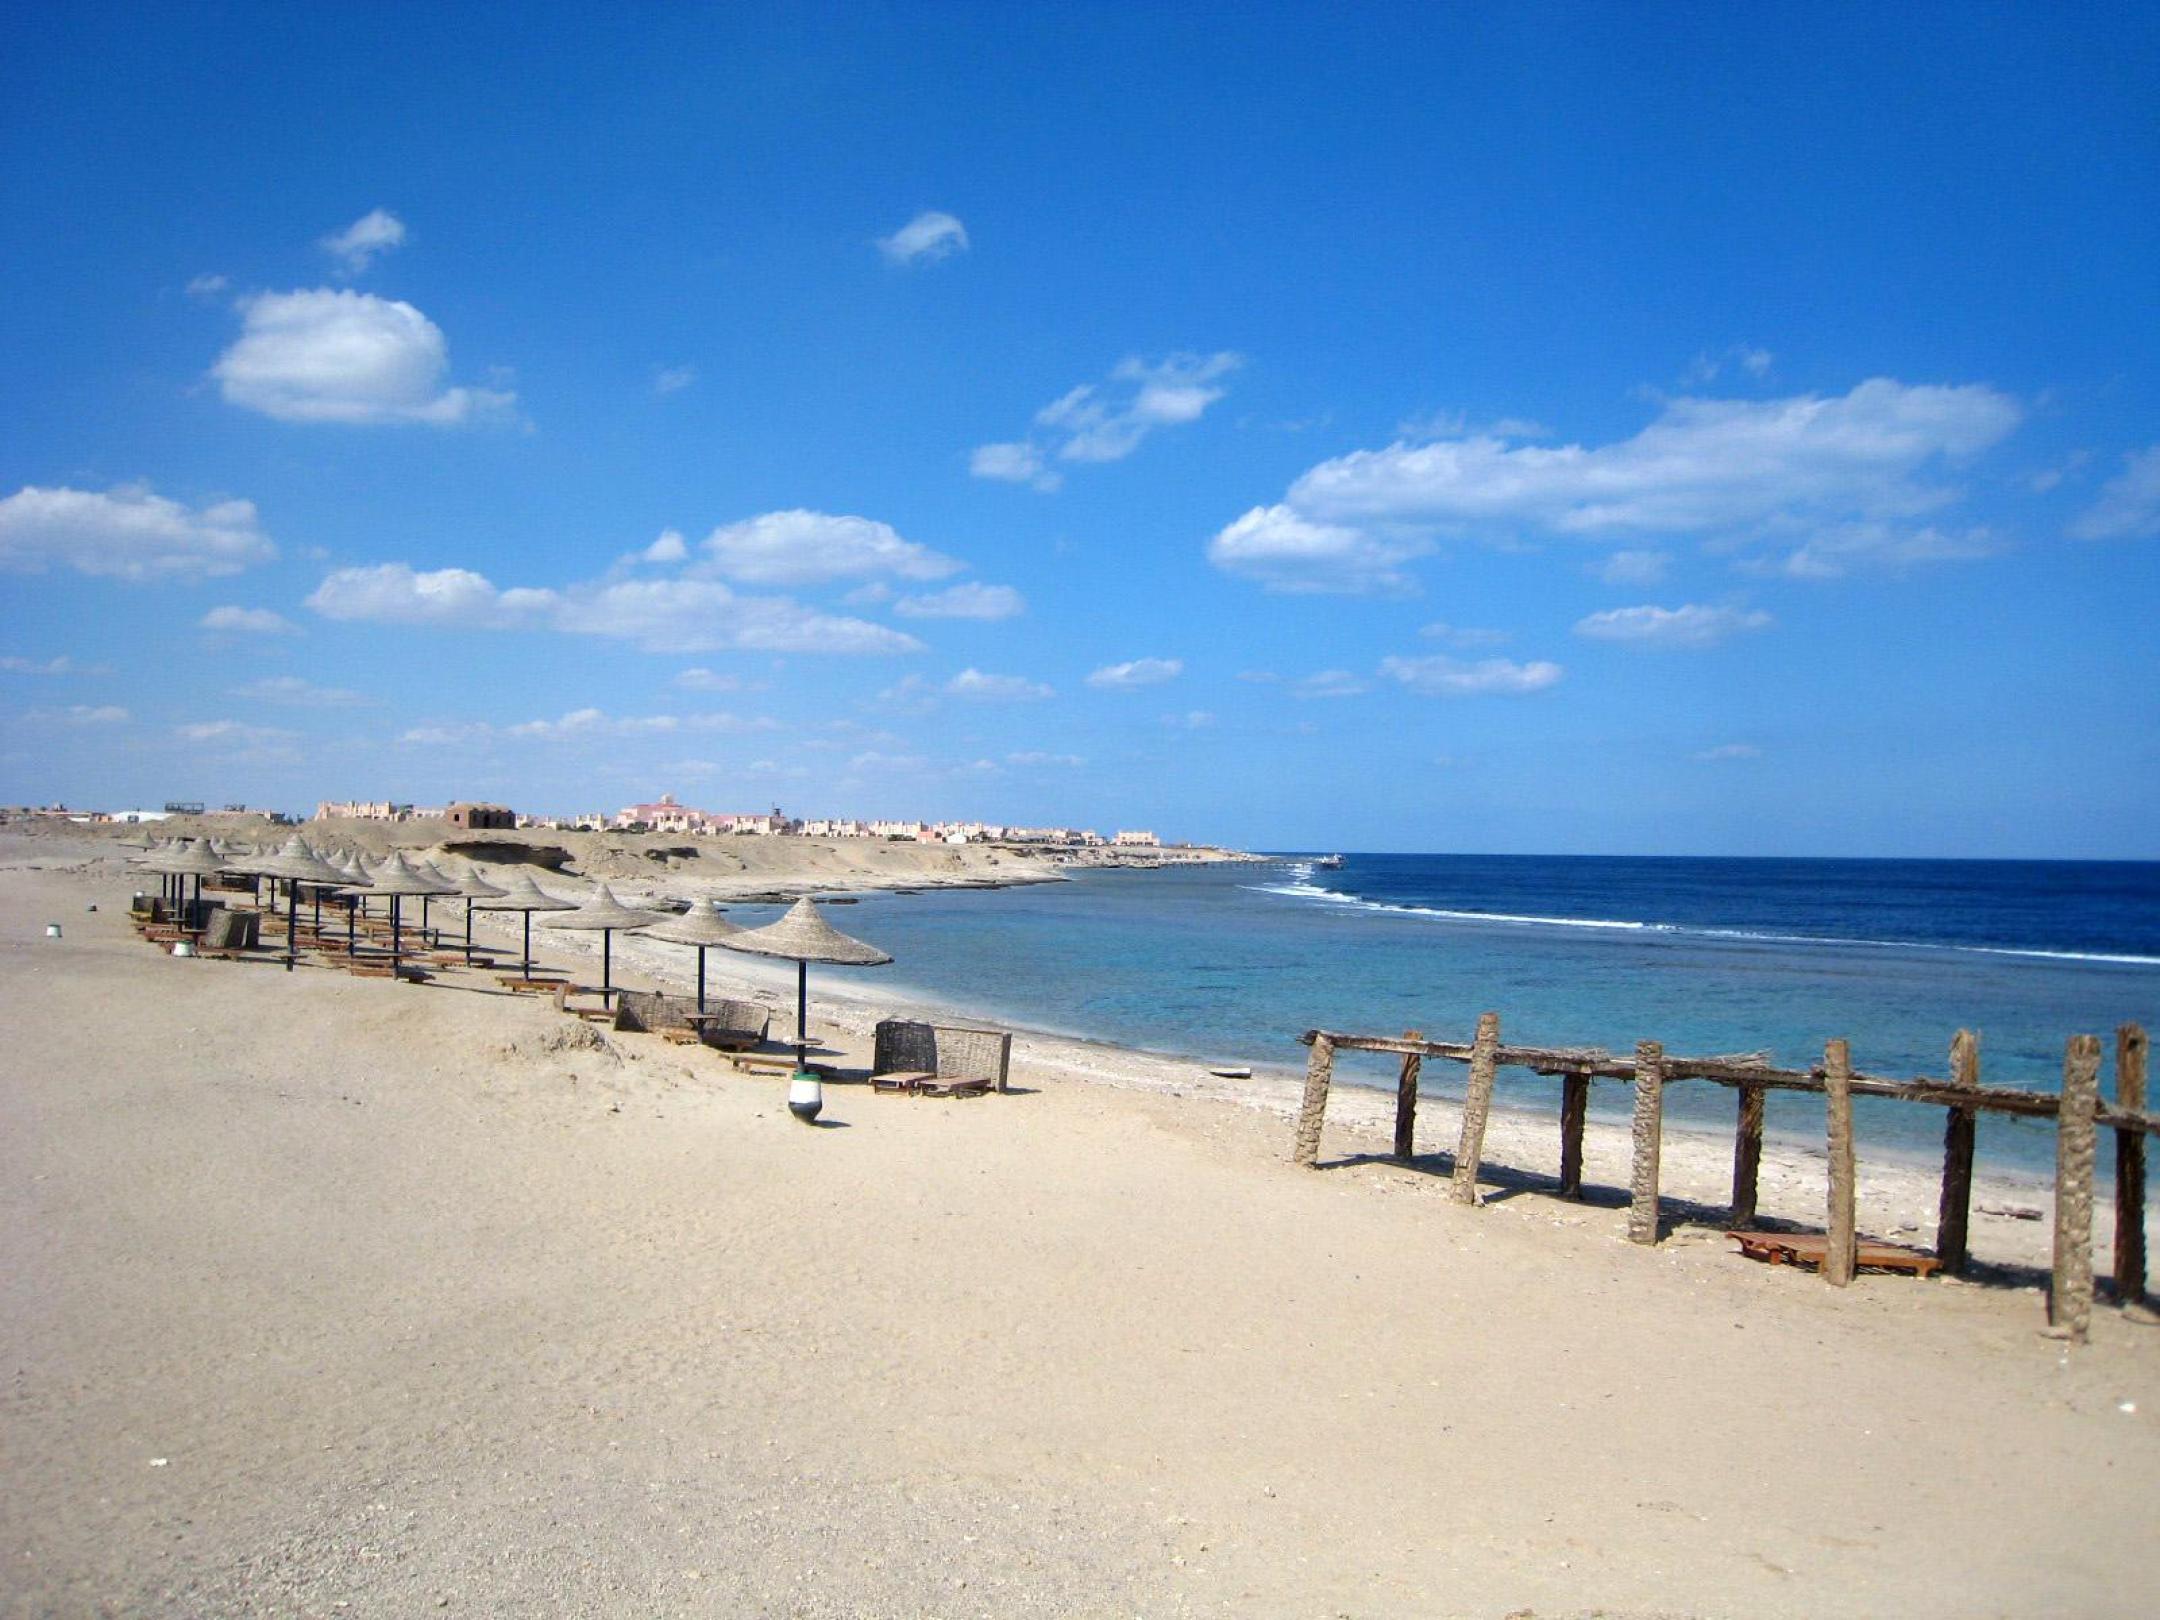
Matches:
[[643, 899, 742, 1011], [537, 881, 655, 1004], [158, 839, 231, 926], [351, 850, 453, 978], [255, 838, 348, 971], [471, 869, 578, 979], [432, 863, 508, 964], [719, 898, 891, 1120]]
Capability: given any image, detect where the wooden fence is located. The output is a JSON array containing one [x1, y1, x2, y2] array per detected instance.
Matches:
[[1292, 1018, 2153, 1341]]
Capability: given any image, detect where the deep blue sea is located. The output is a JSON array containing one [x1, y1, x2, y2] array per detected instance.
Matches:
[[738, 854, 2160, 1174]]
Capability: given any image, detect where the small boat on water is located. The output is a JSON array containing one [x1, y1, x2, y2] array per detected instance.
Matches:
[[1314, 853, 1344, 870]]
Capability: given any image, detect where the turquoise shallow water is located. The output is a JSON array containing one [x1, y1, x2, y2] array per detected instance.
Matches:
[[720, 855, 2160, 1175]]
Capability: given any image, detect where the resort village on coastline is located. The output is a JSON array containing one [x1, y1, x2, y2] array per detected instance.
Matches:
[[4, 792, 1204, 856]]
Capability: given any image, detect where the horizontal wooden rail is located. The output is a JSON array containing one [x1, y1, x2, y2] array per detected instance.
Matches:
[[1297, 1029, 2160, 1135]]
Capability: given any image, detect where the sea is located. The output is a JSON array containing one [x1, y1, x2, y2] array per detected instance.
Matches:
[[741, 853, 2160, 1176]]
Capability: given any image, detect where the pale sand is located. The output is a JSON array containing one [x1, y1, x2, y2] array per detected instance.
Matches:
[[4, 855, 2156, 1618]]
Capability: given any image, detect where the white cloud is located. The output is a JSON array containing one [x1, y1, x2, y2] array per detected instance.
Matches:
[[945, 668, 1052, 702], [642, 529, 689, 564], [848, 749, 929, 773], [507, 708, 682, 740], [673, 668, 761, 693], [1418, 622, 1509, 649], [968, 442, 1059, 491], [25, 704, 129, 725], [0, 484, 275, 581], [1215, 379, 2020, 593], [1573, 603, 1772, 649], [1380, 655, 1563, 696], [230, 675, 367, 708], [2070, 445, 2160, 541], [307, 563, 555, 627], [653, 365, 696, 396], [212, 289, 514, 425], [1696, 743, 1763, 761], [185, 273, 230, 299], [1007, 750, 1084, 767], [319, 208, 406, 275], [400, 722, 489, 746], [177, 719, 295, 744], [877, 210, 969, 267], [1758, 522, 1996, 579], [1593, 549, 1671, 586], [1682, 345, 1774, 385], [894, 582, 1026, 620], [696, 510, 961, 586], [1161, 710, 1216, 730], [309, 553, 925, 656], [1206, 503, 1429, 594], [975, 352, 1241, 486], [1294, 670, 1368, 699], [1086, 656, 1183, 690], [554, 578, 922, 655], [0, 654, 106, 675], [200, 605, 299, 635]]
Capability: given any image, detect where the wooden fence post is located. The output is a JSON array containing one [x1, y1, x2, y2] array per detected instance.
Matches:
[[1293, 1034, 1335, 1168], [1824, 1039, 1858, 1287], [1627, 1040, 1665, 1244], [1558, 1071, 1589, 1200], [1449, 1013, 1501, 1205], [1731, 1082, 1765, 1228], [1392, 1030, 1424, 1162], [2116, 1024, 2148, 1306], [1937, 1029, 1980, 1276], [2051, 1035, 2102, 1340]]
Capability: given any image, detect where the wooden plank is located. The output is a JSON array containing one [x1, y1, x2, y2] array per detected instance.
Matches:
[[1938, 1029, 1980, 1276], [1823, 1039, 1858, 1288], [2117, 1024, 2148, 1305], [1449, 1014, 1502, 1205], [1297, 1029, 2160, 1133], [1627, 1040, 1665, 1245], [1731, 1082, 1765, 1228], [1558, 1072, 1589, 1200], [2051, 1035, 2102, 1341], [1291, 1032, 1335, 1168], [1391, 1029, 1423, 1162]]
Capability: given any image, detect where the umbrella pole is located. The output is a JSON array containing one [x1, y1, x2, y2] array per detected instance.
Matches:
[[464, 897, 475, 964], [795, 958, 808, 1069], [521, 909, 533, 978], [285, 880, 299, 972], [390, 895, 402, 979], [602, 929, 613, 1002], [312, 886, 322, 930], [696, 946, 706, 1012]]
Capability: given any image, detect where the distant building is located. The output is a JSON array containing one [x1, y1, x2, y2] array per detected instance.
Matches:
[[1113, 829, 1160, 848], [445, 801, 515, 830]]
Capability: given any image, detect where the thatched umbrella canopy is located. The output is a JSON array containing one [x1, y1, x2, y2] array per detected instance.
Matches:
[[429, 861, 508, 964], [643, 899, 742, 1010], [719, 898, 891, 1080], [158, 839, 232, 922], [349, 851, 453, 977], [471, 869, 579, 979], [537, 881, 657, 1002], [255, 838, 347, 971]]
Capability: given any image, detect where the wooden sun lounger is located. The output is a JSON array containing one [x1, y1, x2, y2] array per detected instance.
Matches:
[[1728, 1230, 1944, 1278]]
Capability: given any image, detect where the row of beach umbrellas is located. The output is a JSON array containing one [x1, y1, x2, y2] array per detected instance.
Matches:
[[123, 839, 892, 1073]]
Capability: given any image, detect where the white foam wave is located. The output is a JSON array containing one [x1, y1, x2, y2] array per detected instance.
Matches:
[[1243, 882, 2160, 966]]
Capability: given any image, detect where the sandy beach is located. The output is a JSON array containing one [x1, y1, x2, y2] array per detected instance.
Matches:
[[4, 845, 2156, 1618]]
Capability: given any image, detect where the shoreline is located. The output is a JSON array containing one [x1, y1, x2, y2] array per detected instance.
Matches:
[[4, 850, 2155, 1617]]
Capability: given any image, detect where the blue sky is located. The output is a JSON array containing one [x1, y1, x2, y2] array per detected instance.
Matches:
[[3, 3, 2156, 856]]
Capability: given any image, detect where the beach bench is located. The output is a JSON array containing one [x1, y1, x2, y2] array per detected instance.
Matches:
[[1728, 1230, 1944, 1278], [869, 1019, 1012, 1096], [684, 999, 770, 1053]]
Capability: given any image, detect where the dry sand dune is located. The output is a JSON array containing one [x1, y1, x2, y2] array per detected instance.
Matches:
[[3, 853, 2155, 1619]]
